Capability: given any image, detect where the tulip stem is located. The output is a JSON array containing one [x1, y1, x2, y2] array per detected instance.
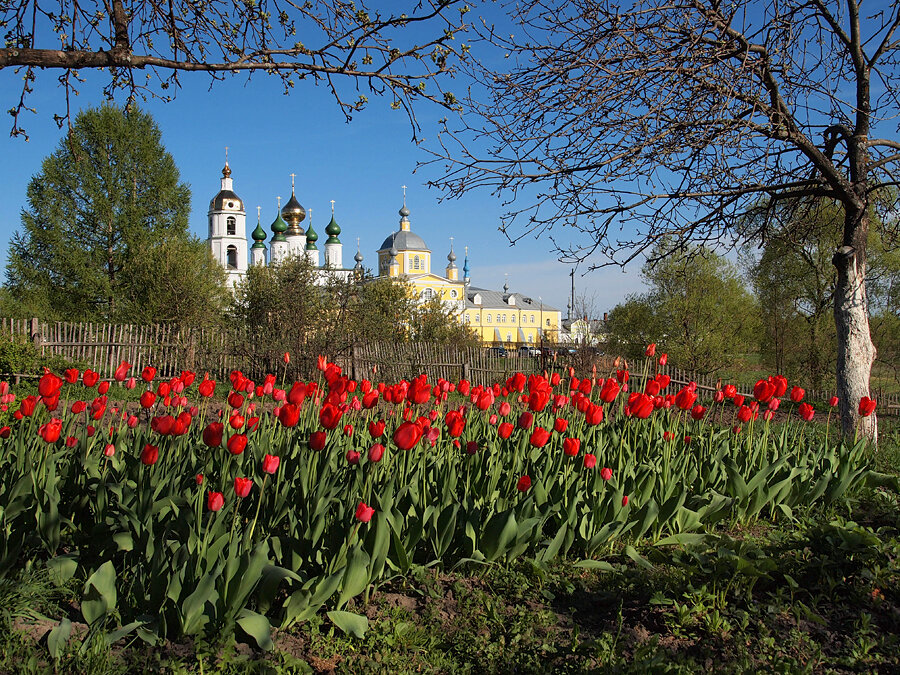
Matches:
[[246, 473, 269, 546]]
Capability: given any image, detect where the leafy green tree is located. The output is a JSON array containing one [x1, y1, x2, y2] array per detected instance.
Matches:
[[607, 244, 758, 374], [5, 104, 226, 325], [232, 259, 478, 374], [746, 199, 900, 389]]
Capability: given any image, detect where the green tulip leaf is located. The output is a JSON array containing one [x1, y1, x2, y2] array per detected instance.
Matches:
[[236, 609, 273, 651], [47, 617, 71, 659], [327, 610, 369, 639]]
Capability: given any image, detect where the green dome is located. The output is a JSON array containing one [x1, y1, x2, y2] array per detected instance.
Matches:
[[251, 219, 267, 249], [271, 211, 288, 243], [325, 215, 341, 244], [305, 223, 319, 250]]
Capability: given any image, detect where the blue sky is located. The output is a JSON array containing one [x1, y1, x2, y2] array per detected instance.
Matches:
[[0, 30, 646, 317]]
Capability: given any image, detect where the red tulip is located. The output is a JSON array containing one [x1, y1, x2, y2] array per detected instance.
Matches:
[[690, 405, 706, 420], [858, 396, 877, 417], [277, 403, 300, 428], [141, 366, 157, 383], [71, 400, 87, 414], [737, 405, 752, 423], [517, 411, 534, 429], [733, 394, 745, 407], [368, 419, 386, 438], [790, 386, 805, 403], [798, 402, 814, 422], [498, 401, 511, 416], [113, 361, 131, 381], [829, 396, 839, 407], [355, 501, 375, 523], [0, 426, 11, 439], [600, 467, 612, 481], [82, 370, 100, 388], [516, 475, 532, 492], [309, 430, 327, 451], [227, 433, 248, 455], [234, 477, 253, 498], [198, 378, 216, 398], [554, 417, 569, 433], [622, 495, 629, 507], [645, 380, 660, 396], [141, 443, 159, 466], [445, 409, 466, 437], [628, 394, 654, 419], [262, 454, 281, 474], [771, 375, 788, 398], [393, 421, 424, 450], [64, 368, 79, 384], [674, 387, 697, 411], [583, 453, 597, 469], [466, 440, 479, 455], [599, 378, 620, 403], [103, 443, 115, 457], [346, 449, 361, 465], [645, 343, 656, 357], [498, 422, 514, 439], [207, 491, 224, 512], [658, 353, 668, 367], [38, 418, 63, 443], [38, 370, 63, 398], [19, 395, 37, 417], [753, 379, 776, 403], [529, 426, 551, 448], [203, 422, 224, 448], [723, 384, 737, 399], [584, 402, 604, 425], [140, 391, 156, 408], [368, 443, 385, 462], [319, 402, 344, 430], [283, 352, 290, 364], [563, 437, 580, 457]]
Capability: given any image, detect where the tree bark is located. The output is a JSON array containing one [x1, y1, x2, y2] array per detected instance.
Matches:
[[833, 206, 877, 442]]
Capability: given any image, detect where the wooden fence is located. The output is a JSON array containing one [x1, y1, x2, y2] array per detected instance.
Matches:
[[2, 317, 898, 415]]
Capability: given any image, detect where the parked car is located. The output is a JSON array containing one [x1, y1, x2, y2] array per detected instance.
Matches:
[[517, 346, 540, 357], [485, 346, 508, 358]]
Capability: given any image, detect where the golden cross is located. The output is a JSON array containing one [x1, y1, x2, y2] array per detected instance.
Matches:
[[290, 173, 296, 190], [330, 199, 335, 213]]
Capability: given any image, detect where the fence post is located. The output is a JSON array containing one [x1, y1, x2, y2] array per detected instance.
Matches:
[[29, 317, 41, 349], [350, 342, 358, 382]]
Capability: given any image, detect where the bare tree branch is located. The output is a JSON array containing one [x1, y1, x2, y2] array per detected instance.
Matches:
[[1, 0, 471, 137]]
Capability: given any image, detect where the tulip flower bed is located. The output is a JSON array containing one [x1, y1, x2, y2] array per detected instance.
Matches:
[[0, 355, 878, 653]]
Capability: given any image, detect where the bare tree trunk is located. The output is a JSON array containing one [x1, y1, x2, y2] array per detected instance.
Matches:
[[833, 205, 877, 442]]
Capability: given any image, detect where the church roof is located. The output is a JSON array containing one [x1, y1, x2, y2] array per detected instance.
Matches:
[[210, 189, 243, 212], [379, 230, 429, 252], [465, 287, 559, 312]]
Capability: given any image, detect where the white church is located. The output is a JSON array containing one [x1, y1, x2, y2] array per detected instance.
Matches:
[[206, 160, 362, 287]]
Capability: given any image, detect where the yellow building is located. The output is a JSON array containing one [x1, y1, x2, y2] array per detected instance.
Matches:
[[376, 198, 561, 346]]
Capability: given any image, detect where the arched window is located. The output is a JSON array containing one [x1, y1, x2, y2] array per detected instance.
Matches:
[[226, 245, 238, 269], [209, 217, 214, 238], [227, 217, 236, 236], [450, 289, 458, 299], [465, 314, 471, 323], [506, 333, 512, 342], [511, 315, 516, 323], [530, 315, 535, 324], [422, 288, 434, 300], [486, 314, 492, 323], [546, 318, 551, 327], [413, 255, 420, 270]]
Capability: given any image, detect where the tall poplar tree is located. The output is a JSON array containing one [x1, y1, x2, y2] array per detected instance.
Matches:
[[5, 104, 227, 324]]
